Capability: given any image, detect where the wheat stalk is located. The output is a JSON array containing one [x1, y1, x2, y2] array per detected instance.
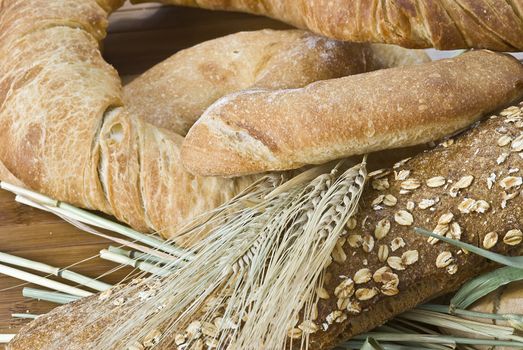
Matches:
[[46, 158, 367, 349], [0, 181, 186, 258], [22, 287, 81, 305], [0, 251, 111, 292]]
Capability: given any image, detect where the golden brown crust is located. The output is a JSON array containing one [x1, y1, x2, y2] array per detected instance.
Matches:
[[123, 30, 371, 136], [0, 161, 24, 187], [9, 103, 523, 350], [181, 51, 523, 177], [0, 24, 120, 213], [134, 0, 523, 51], [123, 30, 429, 136], [0, 0, 430, 244], [0, 0, 253, 245]]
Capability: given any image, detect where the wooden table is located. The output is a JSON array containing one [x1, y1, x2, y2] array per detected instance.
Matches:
[[0, 1, 284, 340]]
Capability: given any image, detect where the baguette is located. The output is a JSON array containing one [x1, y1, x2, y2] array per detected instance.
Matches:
[[9, 102, 523, 350], [133, 0, 523, 51], [123, 29, 429, 135], [181, 50, 523, 177]]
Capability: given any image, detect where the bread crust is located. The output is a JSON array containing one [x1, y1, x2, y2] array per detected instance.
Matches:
[[309, 102, 523, 348], [181, 51, 523, 177], [123, 29, 429, 136], [0, 0, 431, 244], [123, 30, 370, 136], [9, 103, 523, 350], [134, 0, 523, 51]]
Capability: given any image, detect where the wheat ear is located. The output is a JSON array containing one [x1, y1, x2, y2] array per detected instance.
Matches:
[[51, 159, 366, 350]]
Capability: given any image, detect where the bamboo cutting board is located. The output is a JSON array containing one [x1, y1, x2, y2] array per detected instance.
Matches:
[[0, 1, 286, 339]]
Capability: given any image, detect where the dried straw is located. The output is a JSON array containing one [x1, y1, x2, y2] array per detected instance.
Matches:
[[0, 251, 111, 292], [0, 263, 91, 297], [22, 287, 81, 305], [0, 181, 187, 258], [11, 313, 39, 320], [48, 159, 367, 350]]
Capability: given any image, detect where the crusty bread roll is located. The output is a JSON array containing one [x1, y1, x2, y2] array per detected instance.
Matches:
[[181, 51, 523, 177], [133, 0, 523, 51], [123, 29, 429, 135], [9, 102, 523, 350]]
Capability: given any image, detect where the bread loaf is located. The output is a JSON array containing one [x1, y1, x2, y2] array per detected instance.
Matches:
[[133, 0, 523, 51], [9, 102, 523, 350], [0, 0, 253, 245], [0, 162, 23, 187], [181, 51, 523, 177], [123, 29, 429, 135], [0, 0, 434, 244]]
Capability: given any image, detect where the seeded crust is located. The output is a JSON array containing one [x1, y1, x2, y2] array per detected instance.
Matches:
[[134, 0, 523, 51], [303, 102, 523, 349], [9, 103, 523, 350], [182, 51, 523, 177]]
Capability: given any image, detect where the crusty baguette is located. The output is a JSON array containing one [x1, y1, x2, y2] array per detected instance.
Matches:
[[123, 29, 429, 135], [181, 51, 523, 177], [9, 102, 523, 350], [133, 0, 523, 51]]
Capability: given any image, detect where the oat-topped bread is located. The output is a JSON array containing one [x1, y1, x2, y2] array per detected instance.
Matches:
[[134, 0, 523, 51], [9, 102, 523, 350], [123, 30, 429, 135], [182, 51, 523, 177], [0, 0, 426, 245]]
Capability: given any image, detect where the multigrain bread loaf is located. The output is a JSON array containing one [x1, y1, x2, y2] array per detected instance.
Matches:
[[123, 30, 429, 135], [0, 0, 422, 245], [304, 102, 523, 349], [133, 0, 523, 51], [181, 51, 523, 177], [9, 102, 523, 350]]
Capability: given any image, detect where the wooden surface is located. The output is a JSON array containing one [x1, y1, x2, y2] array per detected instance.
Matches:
[[0, 1, 285, 339]]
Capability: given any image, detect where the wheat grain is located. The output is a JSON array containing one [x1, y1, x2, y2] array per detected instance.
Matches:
[[69, 159, 368, 350]]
